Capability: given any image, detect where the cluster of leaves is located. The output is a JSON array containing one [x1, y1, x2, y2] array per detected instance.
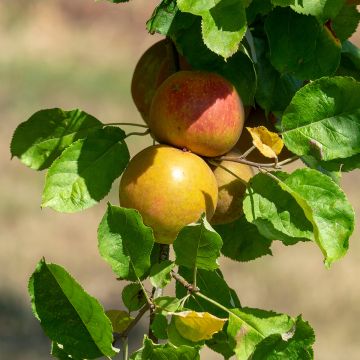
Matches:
[[10, 0, 360, 359]]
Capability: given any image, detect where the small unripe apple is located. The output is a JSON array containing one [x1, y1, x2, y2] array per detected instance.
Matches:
[[149, 71, 245, 157], [119, 145, 218, 244], [211, 156, 253, 225]]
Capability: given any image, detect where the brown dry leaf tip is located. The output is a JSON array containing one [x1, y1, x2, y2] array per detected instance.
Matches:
[[246, 126, 284, 159]]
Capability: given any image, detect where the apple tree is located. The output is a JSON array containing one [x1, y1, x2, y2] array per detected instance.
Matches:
[[10, 0, 360, 359]]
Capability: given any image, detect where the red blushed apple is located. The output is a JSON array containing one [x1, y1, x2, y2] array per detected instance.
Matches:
[[149, 71, 245, 157]]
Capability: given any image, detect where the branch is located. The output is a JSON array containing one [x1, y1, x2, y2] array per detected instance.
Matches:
[[214, 155, 299, 169], [170, 270, 199, 293], [121, 304, 149, 338]]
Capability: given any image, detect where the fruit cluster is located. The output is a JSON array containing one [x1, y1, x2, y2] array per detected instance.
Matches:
[[119, 39, 254, 244]]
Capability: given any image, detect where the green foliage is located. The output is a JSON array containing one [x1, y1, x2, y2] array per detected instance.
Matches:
[[130, 336, 200, 359], [275, 168, 354, 267], [11, 0, 360, 358], [173, 214, 222, 271], [150, 260, 175, 288], [243, 172, 314, 245], [29, 259, 117, 359], [42, 127, 129, 212], [10, 108, 102, 170], [215, 216, 273, 262], [98, 204, 155, 281], [265, 7, 341, 80], [282, 77, 360, 162], [122, 283, 147, 312]]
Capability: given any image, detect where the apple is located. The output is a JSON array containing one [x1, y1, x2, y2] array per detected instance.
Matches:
[[149, 71, 245, 157], [131, 39, 191, 124], [236, 107, 294, 163], [119, 145, 218, 244], [211, 155, 253, 225]]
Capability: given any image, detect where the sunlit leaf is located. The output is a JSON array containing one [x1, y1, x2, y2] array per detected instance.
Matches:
[[247, 126, 284, 158]]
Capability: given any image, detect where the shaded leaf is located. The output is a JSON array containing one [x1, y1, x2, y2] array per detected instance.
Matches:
[[98, 204, 154, 281], [215, 216, 273, 262], [336, 40, 360, 81], [42, 127, 129, 212], [29, 259, 117, 359], [173, 214, 222, 271], [265, 7, 341, 80], [150, 314, 169, 340], [11, 108, 102, 170], [150, 260, 175, 288], [122, 283, 147, 313], [243, 173, 314, 245], [154, 296, 182, 314], [332, 3, 360, 41], [281, 77, 360, 161], [106, 310, 133, 333]]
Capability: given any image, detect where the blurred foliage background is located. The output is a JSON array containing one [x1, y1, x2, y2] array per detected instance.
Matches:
[[0, 1, 359, 359]]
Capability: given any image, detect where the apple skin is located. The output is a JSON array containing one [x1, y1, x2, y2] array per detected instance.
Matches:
[[210, 156, 253, 225], [131, 39, 177, 124], [236, 107, 294, 163], [119, 145, 218, 244], [149, 71, 245, 157]]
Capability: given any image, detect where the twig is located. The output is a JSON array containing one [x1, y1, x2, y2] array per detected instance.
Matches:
[[126, 129, 151, 138], [120, 336, 128, 360], [121, 304, 149, 338], [170, 270, 199, 293], [240, 145, 256, 159], [104, 122, 148, 128], [215, 155, 299, 169]]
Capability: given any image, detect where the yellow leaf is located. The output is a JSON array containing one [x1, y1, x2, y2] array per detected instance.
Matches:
[[246, 126, 284, 159], [106, 310, 133, 333], [173, 311, 226, 342]]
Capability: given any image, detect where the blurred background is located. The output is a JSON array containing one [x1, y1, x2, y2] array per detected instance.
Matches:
[[1, 0, 359, 359]]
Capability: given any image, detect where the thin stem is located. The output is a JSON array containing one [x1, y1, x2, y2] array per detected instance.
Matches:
[[137, 280, 153, 307], [241, 145, 256, 159], [121, 304, 149, 338], [120, 336, 128, 360], [104, 122, 148, 128], [126, 129, 151, 138], [215, 154, 299, 170], [170, 270, 199, 293]]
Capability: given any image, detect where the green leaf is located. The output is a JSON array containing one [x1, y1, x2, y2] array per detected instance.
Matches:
[[253, 35, 302, 114], [106, 310, 133, 333], [122, 283, 147, 312], [332, 3, 360, 41], [215, 216, 273, 262], [337, 40, 360, 81], [98, 204, 155, 281], [173, 17, 256, 105], [206, 324, 236, 359], [130, 336, 200, 360], [150, 314, 169, 340], [41, 127, 129, 212], [51, 342, 81, 360], [176, 268, 238, 318], [243, 173, 314, 245], [281, 77, 360, 161], [168, 316, 205, 347], [10, 108, 102, 170], [173, 214, 222, 271], [154, 296, 182, 313], [246, 0, 273, 24], [146, 0, 180, 35], [272, 0, 345, 21], [252, 316, 315, 359], [227, 307, 296, 359], [274, 168, 355, 267], [29, 259, 117, 359], [150, 260, 175, 288], [178, 0, 247, 59], [265, 7, 341, 80]]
